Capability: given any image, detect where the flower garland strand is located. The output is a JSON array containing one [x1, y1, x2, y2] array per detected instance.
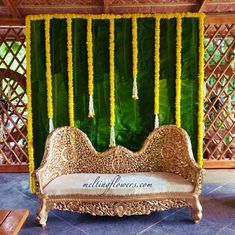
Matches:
[[197, 14, 205, 167], [28, 13, 204, 21], [154, 17, 160, 128], [175, 16, 182, 127], [132, 16, 139, 100], [67, 17, 75, 126], [109, 18, 116, 147], [87, 17, 95, 118], [25, 16, 35, 193], [45, 17, 54, 132], [0, 117, 6, 142]]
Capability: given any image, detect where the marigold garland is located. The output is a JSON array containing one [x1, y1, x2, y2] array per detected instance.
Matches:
[[25, 16, 35, 193], [197, 14, 205, 167], [154, 17, 160, 128], [175, 16, 182, 127], [45, 17, 54, 132], [67, 17, 75, 126], [109, 18, 116, 147], [132, 16, 139, 100], [28, 13, 204, 21], [87, 17, 95, 118]]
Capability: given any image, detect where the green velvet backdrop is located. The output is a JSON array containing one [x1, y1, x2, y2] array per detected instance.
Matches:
[[29, 17, 199, 168]]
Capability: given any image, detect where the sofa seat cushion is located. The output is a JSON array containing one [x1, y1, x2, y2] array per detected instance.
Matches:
[[44, 172, 194, 196]]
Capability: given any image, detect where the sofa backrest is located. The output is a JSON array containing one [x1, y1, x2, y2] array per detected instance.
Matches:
[[38, 125, 199, 188]]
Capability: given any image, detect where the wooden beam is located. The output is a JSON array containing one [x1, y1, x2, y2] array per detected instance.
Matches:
[[2, 0, 22, 18], [0, 13, 234, 27], [0, 164, 29, 172], [0, 17, 24, 26], [203, 160, 235, 169], [103, 0, 110, 13], [205, 14, 235, 24], [198, 0, 209, 12]]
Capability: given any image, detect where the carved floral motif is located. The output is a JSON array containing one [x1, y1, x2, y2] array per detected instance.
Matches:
[[52, 199, 190, 217]]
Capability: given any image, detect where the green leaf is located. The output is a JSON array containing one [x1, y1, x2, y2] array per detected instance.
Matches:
[[181, 18, 199, 158], [30, 20, 48, 168]]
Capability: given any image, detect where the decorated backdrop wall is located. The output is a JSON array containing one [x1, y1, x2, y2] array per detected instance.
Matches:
[[26, 13, 204, 192]]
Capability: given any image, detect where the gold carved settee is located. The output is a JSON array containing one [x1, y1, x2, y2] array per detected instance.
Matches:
[[33, 125, 203, 226]]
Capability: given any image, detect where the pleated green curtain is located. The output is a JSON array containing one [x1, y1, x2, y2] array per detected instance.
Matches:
[[29, 17, 200, 169]]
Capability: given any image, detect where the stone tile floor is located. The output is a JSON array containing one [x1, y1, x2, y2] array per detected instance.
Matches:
[[0, 169, 234, 235]]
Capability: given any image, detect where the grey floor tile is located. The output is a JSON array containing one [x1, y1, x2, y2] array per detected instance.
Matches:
[[205, 184, 235, 199], [150, 209, 222, 235], [227, 221, 235, 231], [217, 228, 235, 235], [51, 210, 85, 226], [1, 171, 235, 235], [201, 196, 235, 226], [20, 212, 72, 235], [53, 209, 175, 234], [71, 214, 152, 235], [58, 227, 89, 235], [20, 226, 89, 235], [138, 228, 166, 235], [201, 183, 224, 195], [203, 170, 235, 184], [0, 189, 38, 210]]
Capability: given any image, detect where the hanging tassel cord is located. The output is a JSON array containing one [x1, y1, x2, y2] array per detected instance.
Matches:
[[109, 125, 116, 147], [0, 118, 6, 141], [88, 95, 95, 118], [49, 118, 54, 133], [6, 80, 12, 98], [132, 78, 139, 100], [154, 114, 159, 129], [227, 96, 232, 114]]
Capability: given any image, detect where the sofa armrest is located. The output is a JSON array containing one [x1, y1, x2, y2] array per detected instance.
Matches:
[[32, 168, 44, 195], [32, 129, 67, 193]]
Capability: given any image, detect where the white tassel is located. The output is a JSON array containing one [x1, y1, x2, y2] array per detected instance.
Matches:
[[132, 78, 139, 100], [154, 114, 159, 128], [109, 125, 116, 147], [49, 118, 54, 133], [0, 119, 6, 142], [6, 79, 12, 98], [88, 95, 95, 118], [227, 96, 232, 114]]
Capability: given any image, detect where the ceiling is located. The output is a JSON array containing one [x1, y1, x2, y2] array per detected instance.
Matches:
[[0, 0, 235, 25]]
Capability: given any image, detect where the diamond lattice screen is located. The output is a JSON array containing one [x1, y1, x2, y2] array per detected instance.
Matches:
[[204, 23, 235, 163], [0, 27, 28, 168]]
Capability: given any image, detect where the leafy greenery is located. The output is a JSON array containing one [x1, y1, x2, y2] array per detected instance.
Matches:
[[30, 17, 200, 167]]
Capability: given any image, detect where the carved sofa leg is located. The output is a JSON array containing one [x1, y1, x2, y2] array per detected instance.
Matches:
[[36, 199, 48, 227], [191, 196, 202, 223]]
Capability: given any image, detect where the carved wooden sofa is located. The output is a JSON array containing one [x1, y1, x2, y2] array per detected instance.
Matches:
[[33, 125, 203, 226]]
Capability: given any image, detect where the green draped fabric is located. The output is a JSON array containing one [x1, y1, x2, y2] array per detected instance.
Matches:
[[30, 17, 199, 168]]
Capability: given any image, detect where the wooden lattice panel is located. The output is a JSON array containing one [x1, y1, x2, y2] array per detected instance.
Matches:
[[0, 23, 234, 170], [0, 26, 28, 172], [204, 23, 235, 168]]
